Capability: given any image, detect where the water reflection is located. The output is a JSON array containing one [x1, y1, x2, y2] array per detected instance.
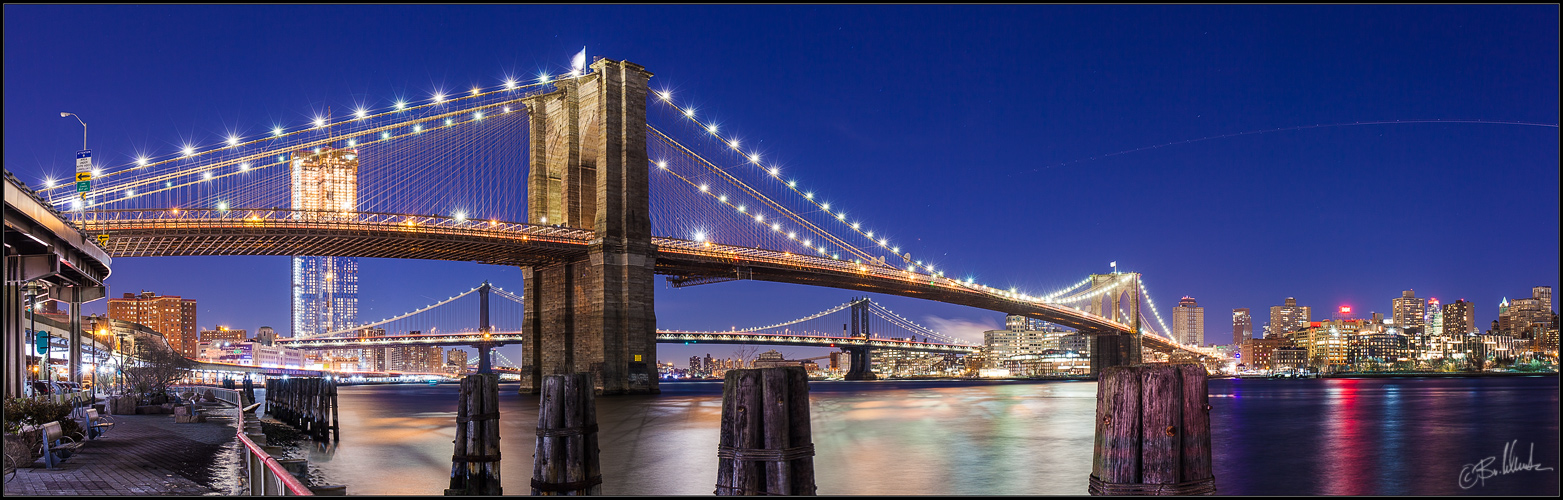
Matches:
[[296, 377, 1556, 495]]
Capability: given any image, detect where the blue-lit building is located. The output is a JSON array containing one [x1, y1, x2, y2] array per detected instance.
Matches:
[[290, 147, 360, 337]]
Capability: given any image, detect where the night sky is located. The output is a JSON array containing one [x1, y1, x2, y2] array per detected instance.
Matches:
[[4, 5, 1557, 366]]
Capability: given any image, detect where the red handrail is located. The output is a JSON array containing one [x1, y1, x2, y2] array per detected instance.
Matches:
[[237, 412, 313, 495]]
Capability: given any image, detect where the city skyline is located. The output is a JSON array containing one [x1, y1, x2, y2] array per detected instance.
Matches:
[[4, 5, 1557, 363]]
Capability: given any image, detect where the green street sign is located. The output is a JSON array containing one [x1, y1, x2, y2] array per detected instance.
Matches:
[[35, 331, 48, 355], [76, 181, 90, 193]]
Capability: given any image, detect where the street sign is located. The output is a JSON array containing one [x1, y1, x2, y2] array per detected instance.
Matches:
[[75, 149, 92, 172], [36, 331, 49, 355], [75, 172, 92, 182], [97, 235, 109, 245], [76, 180, 91, 193]]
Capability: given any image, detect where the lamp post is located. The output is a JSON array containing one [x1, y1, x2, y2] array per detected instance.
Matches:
[[60, 112, 86, 150]]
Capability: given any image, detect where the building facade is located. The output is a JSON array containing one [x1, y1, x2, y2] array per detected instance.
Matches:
[[1444, 299, 1476, 337], [1392, 290, 1426, 330], [291, 147, 361, 338], [1232, 308, 1252, 345], [107, 291, 199, 357], [1172, 296, 1205, 346], [1268, 297, 1312, 339]]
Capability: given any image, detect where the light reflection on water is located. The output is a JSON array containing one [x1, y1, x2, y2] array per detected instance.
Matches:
[[292, 376, 1557, 496]]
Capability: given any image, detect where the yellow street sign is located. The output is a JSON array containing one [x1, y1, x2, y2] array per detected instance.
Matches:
[[76, 172, 92, 182], [96, 235, 109, 245]]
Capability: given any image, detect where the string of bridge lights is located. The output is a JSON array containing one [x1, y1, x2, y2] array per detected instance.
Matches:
[[38, 72, 560, 204], [653, 89, 1108, 306], [736, 299, 860, 333], [310, 284, 489, 338], [865, 300, 968, 345], [1136, 280, 1175, 341]]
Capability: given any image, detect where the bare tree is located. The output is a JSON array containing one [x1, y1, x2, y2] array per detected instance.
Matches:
[[123, 343, 194, 405], [732, 346, 760, 368]]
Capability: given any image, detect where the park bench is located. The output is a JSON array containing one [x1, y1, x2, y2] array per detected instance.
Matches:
[[39, 421, 85, 470], [83, 409, 115, 439]]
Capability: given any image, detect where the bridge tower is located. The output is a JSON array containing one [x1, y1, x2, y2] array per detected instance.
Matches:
[[843, 298, 877, 380], [474, 281, 493, 374], [520, 59, 659, 395], [1086, 273, 1142, 375]]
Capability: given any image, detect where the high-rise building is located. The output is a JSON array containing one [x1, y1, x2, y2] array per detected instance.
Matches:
[[446, 349, 469, 375], [1536, 286, 1553, 314], [355, 327, 387, 371], [1268, 297, 1312, 339], [1444, 299, 1476, 337], [1232, 308, 1253, 345], [1499, 287, 1554, 339], [108, 291, 199, 357], [1172, 296, 1205, 346], [1392, 290, 1426, 330], [391, 345, 443, 373], [291, 147, 360, 338]]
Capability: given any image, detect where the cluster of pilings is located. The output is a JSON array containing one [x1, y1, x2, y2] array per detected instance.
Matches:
[[436, 363, 1212, 496], [265, 377, 340, 441]]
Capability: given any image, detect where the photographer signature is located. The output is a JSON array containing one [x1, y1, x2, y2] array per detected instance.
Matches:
[[1458, 440, 1554, 489]]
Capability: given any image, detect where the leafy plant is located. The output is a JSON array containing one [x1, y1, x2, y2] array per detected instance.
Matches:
[[2, 398, 83, 439]]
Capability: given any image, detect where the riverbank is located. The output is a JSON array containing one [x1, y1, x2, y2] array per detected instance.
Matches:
[[1323, 371, 1559, 378], [4, 406, 242, 495]]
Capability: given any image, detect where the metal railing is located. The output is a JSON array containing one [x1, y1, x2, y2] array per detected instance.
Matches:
[[170, 385, 243, 407], [236, 411, 312, 496]]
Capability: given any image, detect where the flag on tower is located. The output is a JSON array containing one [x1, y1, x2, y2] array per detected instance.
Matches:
[[1110, 261, 1117, 268], [571, 47, 587, 73]]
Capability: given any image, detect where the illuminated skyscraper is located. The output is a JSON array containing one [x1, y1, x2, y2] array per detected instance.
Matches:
[[1269, 297, 1312, 339], [1444, 299, 1476, 336], [108, 291, 199, 357], [1173, 296, 1205, 346], [291, 147, 360, 337], [1232, 308, 1253, 345], [1392, 290, 1426, 330]]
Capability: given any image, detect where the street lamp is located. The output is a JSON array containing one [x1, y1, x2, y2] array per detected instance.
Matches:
[[60, 112, 86, 150]]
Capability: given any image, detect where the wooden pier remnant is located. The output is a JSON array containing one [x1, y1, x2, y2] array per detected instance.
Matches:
[[263, 377, 339, 441], [714, 366, 816, 496], [1089, 363, 1214, 495], [531, 373, 603, 495], [446, 373, 501, 496]]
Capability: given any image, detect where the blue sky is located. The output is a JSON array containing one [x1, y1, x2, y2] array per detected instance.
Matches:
[[4, 5, 1557, 365]]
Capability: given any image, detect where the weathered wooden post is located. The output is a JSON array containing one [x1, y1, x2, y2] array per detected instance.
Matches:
[[1089, 363, 1214, 495], [531, 373, 603, 495], [714, 366, 816, 496], [446, 373, 501, 495]]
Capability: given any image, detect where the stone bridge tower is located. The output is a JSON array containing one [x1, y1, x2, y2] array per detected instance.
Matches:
[[1086, 272, 1143, 374], [520, 59, 658, 395]]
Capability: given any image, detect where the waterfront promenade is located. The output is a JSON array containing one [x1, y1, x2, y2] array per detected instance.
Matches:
[[4, 407, 241, 495]]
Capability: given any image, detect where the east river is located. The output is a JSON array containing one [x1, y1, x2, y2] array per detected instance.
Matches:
[[265, 376, 1558, 495]]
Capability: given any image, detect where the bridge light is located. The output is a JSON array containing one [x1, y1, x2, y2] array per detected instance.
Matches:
[[656, 160, 667, 169], [820, 203, 829, 210], [837, 212, 846, 220], [313, 117, 326, 128], [354, 108, 367, 119], [802, 239, 810, 246], [730, 138, 740, 148], [395, 101, 407, 110], [227, 135, 240, 146], [240, 163, 251, 171], [454, 211, 466, 221], [136, 156, 149, 166], [445, 118, 453, 126], [471, 87, 481, 96], [347, 139, 357, 147], [851, 222, 861, 230], [737, 205, 746, 212], [767, 167, 778, 176], [754, 214, 763, 222], [313, 147, 321, 154], [124, 189, 134, 197], [751, 153, 762, 163], [699, 184, 708, 192], [182, 146, 194, 156], [505, 79, 517, 89], [771, 223, 780, 231], [433, 93, 445, 103], [539, 73, 550, 83], [203, 171, 213, 180], [216, 202, 228, 211], [503, 106, 511, 113], [272, 127, 284, 136], [717, 195, 727, 202], [474, 111, 483, 120], [707, 124, 718, 134], [382, 132, 391, 140], [693, 231, 706, 242], [787, 232, 796, 239], [805, 192, 813, 199], [414, 124, 423, 133]]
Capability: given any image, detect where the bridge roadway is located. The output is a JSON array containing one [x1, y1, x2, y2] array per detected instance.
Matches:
[[274, 330, 978, 354], [77, 209, 1203, 356]]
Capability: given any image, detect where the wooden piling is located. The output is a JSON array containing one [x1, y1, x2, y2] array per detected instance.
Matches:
[[715, 366, 816, 496], [1089, 363, 1215, 495], [531, 372, 602, 495], [447, 374, 501, 495]]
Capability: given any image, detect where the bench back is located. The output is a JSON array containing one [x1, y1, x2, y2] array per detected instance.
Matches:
[[85, 408, 100, 422], [42, 421, 63, 442]]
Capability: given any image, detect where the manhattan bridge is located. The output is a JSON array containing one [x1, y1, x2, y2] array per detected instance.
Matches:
[[17, 57, 1216, 394]]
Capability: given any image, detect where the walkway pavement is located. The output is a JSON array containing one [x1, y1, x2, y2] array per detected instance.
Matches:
[[4, 406, 242, 496]]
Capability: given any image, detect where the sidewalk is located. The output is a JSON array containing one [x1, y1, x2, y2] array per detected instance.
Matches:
[[4, 406, 242, 495]]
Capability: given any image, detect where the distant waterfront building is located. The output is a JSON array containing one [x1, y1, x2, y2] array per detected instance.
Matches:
[[200, 326, 247, 345], [1444, 299, 1476, 336], [1268, 297, 1312, 339], [391, 345, 443, 373], [1172, 297, 1204, 346], [1536, 286, 1554, 314], [1499, 287, 1554, 340], [1392, 290, 1426, 330], [197, 339, 304, 369], [447, 349, 469, 376], [254, 326, 277, 346], [292, 146, 361, 339], [1232, 308, 1253, 345], [108, 290, 199, 357]]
